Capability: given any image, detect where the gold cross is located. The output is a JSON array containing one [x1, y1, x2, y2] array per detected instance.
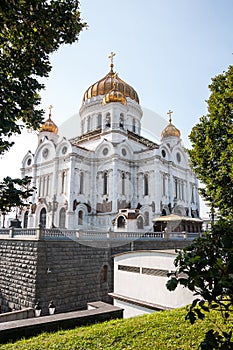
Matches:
[[109, 51, 116, 66], [167, 110, 173, 123], [49, 104, 53, 117]]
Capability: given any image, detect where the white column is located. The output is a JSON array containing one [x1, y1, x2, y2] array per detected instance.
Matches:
[[66, 155, 76, 229], [112, 158, 118, 213]]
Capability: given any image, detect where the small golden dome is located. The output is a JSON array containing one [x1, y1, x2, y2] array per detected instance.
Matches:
[[161, 110, 180, 139], [40, 106, 58, 134], [83, 53, 139, 104], [102, 75, 127, 105], [102, 88, 127, 105], [161, 123, 181, 139]]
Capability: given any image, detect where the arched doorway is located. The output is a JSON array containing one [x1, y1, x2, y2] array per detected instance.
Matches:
[[117, 215, 126, 228], [137, 216, 144, 229], [40, 208, 47, 228], [23, 211, 29, 228]]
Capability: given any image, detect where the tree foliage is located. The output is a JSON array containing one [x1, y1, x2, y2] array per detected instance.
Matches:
[[167, 220, 233, 349], [0, 176, 34, 213], [167, 65, 233, 348], [0, 0, 86, 154], [188, 65, 233, 218], [0, 176, 34, 227]]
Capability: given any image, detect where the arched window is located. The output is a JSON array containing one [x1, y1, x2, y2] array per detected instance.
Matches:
[[105, 113, 111, 128], [122, 172, 125, 195], [119, 114, 124, 129], [191, 185, 195, 203], [80, 171, 84, 194], [132, 118, 136, 132], [137, 216, 144, 229], [117, 215, 126, 228], [78, 210, 83, 225], [61, 171, 66, 193], [87, 115, 91, 132], [162, 209, 167, 216], [102, 265, 108, 283], [174, 178, 178, 199], [97, 114, 102, 129], [144, 211, 149, 226], [103, 171, 108, 195], [23, 211, 29, 228], [59, 208, 66, 228], [144, 174, 149, 196], [40, 208, 47, 228]]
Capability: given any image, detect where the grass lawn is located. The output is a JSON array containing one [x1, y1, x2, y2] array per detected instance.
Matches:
[[0, 307, 231, 350]]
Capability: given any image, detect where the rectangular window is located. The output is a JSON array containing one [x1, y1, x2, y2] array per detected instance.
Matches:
[[80, 172, 84, 194], [191, 185, 195, 203], [144, 174, 149, 196], [118, 265, 140, 273], [122, 173, 125, 195], [103, 172, 108, 195], [142, 267, 169, 277]]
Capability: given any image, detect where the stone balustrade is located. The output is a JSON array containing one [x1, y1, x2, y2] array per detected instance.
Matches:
[[0, 227, 201, 241]]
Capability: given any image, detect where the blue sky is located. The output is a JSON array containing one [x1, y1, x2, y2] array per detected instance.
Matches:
[[39, 0, 232, 142], [0, 0, 233, 215]]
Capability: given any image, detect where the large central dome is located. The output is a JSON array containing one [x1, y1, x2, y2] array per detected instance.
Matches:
[[82, 60, 139, 104]]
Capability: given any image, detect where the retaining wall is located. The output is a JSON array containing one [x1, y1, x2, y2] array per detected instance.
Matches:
[[0, 301, 123, 344], [0, 234, 190, 314]]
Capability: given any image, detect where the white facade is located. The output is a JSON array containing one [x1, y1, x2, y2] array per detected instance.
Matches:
[[19, 60, 200, 231], [110, 250, 195, 318]]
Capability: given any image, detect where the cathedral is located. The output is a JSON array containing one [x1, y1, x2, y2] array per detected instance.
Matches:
[[20, 54, 200, 232]]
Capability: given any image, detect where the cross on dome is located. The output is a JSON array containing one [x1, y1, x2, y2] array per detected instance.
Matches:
[[167, 109, 173, 123], [49, 104, 53, 118], [82, 53, 139, 104], [161, 109, 180, 139], [39, 104, 58, 134], [109, 51, 116, 71]]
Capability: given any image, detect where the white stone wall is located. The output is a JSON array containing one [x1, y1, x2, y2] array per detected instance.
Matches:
[[113, 250, 195, 318]]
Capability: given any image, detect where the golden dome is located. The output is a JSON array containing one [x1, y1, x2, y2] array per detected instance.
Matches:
[[40, 106, 58, 134], [82, 56, 139, 104], [161, 110, 180, 139], [102, 75, 127, 105]]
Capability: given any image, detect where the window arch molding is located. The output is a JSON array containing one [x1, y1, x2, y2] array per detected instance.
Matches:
[[59, 207, 66, 228], [39, 207, 47, 228]]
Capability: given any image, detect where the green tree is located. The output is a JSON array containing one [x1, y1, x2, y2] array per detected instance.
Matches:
[[189, 65, 233, 219], [0, 0, 86, 213], [0, 0, 86, 154], [167, 220, 233, 349], [167, 65, 233, 349], [0, 176, 34, 227]]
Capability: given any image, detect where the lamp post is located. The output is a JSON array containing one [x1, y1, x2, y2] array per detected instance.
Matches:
[[34, 302, 42, 317], [51, 195, 58, 228], [48, 300, 56, 315]]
